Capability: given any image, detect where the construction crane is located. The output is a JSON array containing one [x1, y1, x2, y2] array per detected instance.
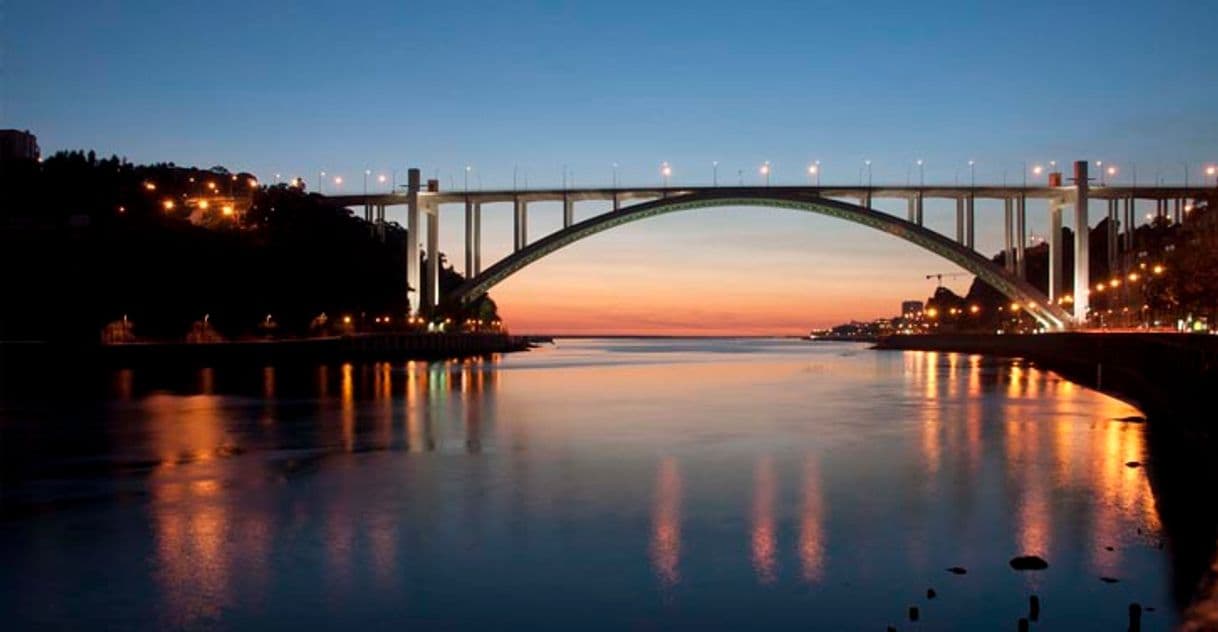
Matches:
[[925, 272, 968, 288]]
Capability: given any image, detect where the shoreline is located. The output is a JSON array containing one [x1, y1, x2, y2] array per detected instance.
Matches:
[[0, 333, 535, 368]]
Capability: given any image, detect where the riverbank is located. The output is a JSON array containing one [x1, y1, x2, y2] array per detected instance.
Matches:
[[0, 332, 534, 368], [874, 333, 1218, 422]]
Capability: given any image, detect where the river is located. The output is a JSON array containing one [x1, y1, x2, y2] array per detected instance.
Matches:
[[0, 339, 1184, 629]]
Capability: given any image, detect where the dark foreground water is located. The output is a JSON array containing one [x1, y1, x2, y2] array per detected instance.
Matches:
[[0, 339, 1182, 629]]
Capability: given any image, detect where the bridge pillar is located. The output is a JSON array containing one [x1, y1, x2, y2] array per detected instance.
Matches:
[[474, 202, 482, 275], [563, 194, 574, 228], [1049, 199, 1064, 304], [1003, 197, 1014, 273], [612, 191, 619, 211], [1123, 197, 1134, 250], [915, 192, 924, 226], [426, 203, 439, 310], [906, 197, 916, 223], [513, 197, 528, 251], [1016, 195, 1027, 279], [1174, 198, 1182, 224], [1073, 161, 1090, 323], [464, 197, 474, 277], [406, 169, 421, 315], [1107, 199, 1118, 275], [955, 198, 964, 244], [965, 194, 975, 250]]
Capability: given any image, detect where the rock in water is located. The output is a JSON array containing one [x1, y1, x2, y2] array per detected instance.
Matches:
[[946, 566, 968, 575], [1018, 617, 1029, 632], [1125, 461, 1142, 468], [1100, 576, 1120, 583], [1009, 556, 1049, 571], [1129, 602, 1142, 631], [926, 588, 936, 599], [1029, 595, 1040, 621], [908, 606, 919, 622]]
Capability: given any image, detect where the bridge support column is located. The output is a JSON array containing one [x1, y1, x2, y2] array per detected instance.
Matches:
[[955, 198, 965, 244], [1003, 197, 1014, 273], [1124, 197, 1134, 250], [1174, 198, 1182, 224], [1107, 199, 1118, 275], [464, 197, 474, 277], [474, 202, 482, 275], [1016, 195, 1027, 279], [406, 169, 421, 315], [513, 197, 528, 251], [426, 203, 440, 311], [1073, 161, 1090, 323], [612, 192, 619, 211], [906, 197, 916, 223], [1049, 199, 1064, 304], [563, 194, 574, 228], [965, 194, 975, 250], [915, 192, 924, 226]]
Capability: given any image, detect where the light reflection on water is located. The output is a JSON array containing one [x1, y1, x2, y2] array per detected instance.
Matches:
[[0, 339, 1177, 630]]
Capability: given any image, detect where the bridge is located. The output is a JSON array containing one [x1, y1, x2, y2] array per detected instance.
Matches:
[[324, 162, 1212, 331]]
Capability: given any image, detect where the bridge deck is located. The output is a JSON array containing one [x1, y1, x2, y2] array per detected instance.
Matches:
[[325, 184, 1214, 207]]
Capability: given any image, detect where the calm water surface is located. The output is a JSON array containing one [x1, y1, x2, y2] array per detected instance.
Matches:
[[1, 339, 1175, 629]]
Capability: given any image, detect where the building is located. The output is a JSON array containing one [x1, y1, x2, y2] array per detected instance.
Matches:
[[0, 129, 40, 162], [901, 300, 924, 319]]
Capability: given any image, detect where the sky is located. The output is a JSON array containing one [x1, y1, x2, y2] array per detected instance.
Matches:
[[4, 1, 1217, 334]]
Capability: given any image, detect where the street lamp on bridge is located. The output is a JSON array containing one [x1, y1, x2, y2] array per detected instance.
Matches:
[[660, 162, 672, 187], [808, 162, 820, 186], [916, 159, 924, 187], [760, 161, 771, 186], [864, 160, 872, 188], [712, 161, 718, 186], [1207, 165, 1217, 187]]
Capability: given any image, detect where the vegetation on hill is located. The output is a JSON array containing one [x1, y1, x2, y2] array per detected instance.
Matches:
[[0, 151, 497, 342]]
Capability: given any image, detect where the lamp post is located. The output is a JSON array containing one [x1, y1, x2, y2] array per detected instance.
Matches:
[[916, 159, 924, 187], [612, 162, 619, 188], [712, 161, 718, 186], [808, 163, 819, 186], [760, 161, 771, 186], [968, 160, 975, 187], [661, 162, 671, 187], [1206, 165, 1216, 187], [465, 165, 471, 192], [319, 170, 326, 194], [865, 159, 872, 188], [363, 169, 370, 196]]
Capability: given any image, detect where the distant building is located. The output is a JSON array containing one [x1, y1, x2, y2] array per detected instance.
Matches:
[[901, 300, 924, 318], [0, 129, 40, 162]]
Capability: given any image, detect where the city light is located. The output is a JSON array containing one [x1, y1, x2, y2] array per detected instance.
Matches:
[[660, 162, 672, 186], [1153, 264, 1165, 275], [199, 200, 210, 210], [968, 304, 980, 314], [221, 205, 234, 216], [162, 199, 175, 211], [143, 182, 156, 191]]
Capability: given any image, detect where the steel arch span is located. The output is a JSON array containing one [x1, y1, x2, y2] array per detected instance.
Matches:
[[449, 190, 1072, 330]]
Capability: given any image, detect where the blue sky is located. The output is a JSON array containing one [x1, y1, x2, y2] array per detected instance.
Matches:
[[5, 1, 1216, 331]]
